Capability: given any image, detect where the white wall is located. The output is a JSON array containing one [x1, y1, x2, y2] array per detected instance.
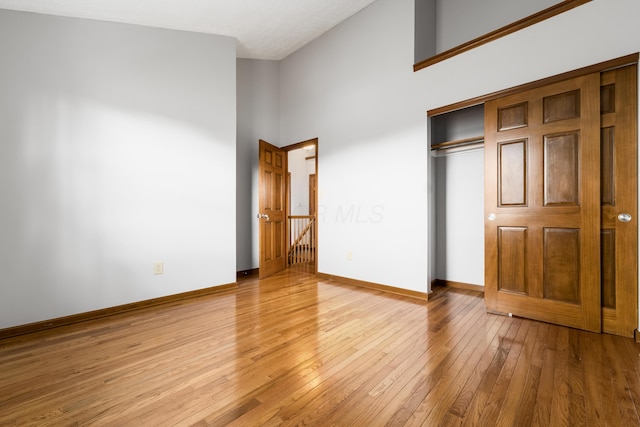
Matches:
[[0, 10, 237, 328], [435, 150, 484, 285], [288, 148, 316, 216], [436, 0, 558, 53], [236, 59, 280, 271], [414, 0, 436, 62], [280, 0, 429, 293], [279, 0, 640, 295]]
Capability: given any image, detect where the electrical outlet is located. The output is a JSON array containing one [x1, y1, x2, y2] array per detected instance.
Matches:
[[153, 262, 164, 275], [347, 251, 352, 261]]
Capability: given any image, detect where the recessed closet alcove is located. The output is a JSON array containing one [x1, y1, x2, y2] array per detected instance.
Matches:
[[428, 54, 639, 336], [430, 105, 485, 289]]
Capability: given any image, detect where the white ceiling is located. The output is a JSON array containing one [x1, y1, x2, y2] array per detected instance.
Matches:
[[0, 0, 378, 60]]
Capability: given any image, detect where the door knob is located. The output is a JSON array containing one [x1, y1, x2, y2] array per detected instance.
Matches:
[[257, 213, 270, 220], [618, 213, 632, 223]]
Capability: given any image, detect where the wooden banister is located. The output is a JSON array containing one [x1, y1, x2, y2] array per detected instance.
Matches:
[[288, 215, 316, 265]]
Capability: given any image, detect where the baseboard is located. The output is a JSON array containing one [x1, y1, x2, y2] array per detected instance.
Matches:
[[237, 268, 259, 279], [433, 279, 485, 293], [0, 282, 238, 341], [317, 273, 430, 301]]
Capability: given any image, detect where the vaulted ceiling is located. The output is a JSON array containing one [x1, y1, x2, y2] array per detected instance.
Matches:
[[0, 0, 378, 60]]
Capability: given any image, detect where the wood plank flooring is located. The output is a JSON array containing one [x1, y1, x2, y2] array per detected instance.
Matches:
[[1, 270, 640, 426]]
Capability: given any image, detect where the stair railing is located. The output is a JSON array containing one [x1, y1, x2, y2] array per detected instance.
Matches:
[[288, 215, 316, 265]]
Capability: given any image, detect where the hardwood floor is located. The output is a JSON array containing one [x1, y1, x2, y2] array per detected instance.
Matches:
[[1, 270, 640, 426]]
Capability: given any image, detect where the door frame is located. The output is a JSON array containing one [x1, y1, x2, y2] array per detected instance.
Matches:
[[281, 138, 319, 274], [258, 138, 319, 276]]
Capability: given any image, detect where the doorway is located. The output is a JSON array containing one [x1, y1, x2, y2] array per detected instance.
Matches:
[[258, 138, 318, 278], [286, 141, 317, 274]]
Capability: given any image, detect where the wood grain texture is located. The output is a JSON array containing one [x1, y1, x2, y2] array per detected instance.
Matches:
[[259, 140, 287, 279], [317, 272, 429, 300], [1, 270, 639, 426], [599, 65, 638, 337], [0, 283, 237, 341], [498, 140, 527, 206], [485, 72, 602, 332], [433, 279, 485, 293]]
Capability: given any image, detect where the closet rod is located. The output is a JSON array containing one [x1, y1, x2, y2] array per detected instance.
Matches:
[[431, 135, 484, 151]]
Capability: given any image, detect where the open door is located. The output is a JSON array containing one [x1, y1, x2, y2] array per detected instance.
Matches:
[[258, 140, 287, 279], [484, 73, 602, 332]]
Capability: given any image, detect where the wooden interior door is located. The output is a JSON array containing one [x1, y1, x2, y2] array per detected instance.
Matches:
[[258, 140, 287, 279], [484, 73, 602, 332], [600, 64, 638, 337]]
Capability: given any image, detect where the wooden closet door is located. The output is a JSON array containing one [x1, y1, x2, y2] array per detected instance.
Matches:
[[484, 73, 601, 332], [601, 65, 638, 337]]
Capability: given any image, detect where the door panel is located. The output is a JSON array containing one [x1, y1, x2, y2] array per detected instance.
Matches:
[[544, 132, 579, 205], [498, 140, 527, 206], [543, 227, 580, 303], [485, 73, 602, 332], [600, 65, 638, 337], [497, 227, 527, 294], [259, 140, 287, 279]]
